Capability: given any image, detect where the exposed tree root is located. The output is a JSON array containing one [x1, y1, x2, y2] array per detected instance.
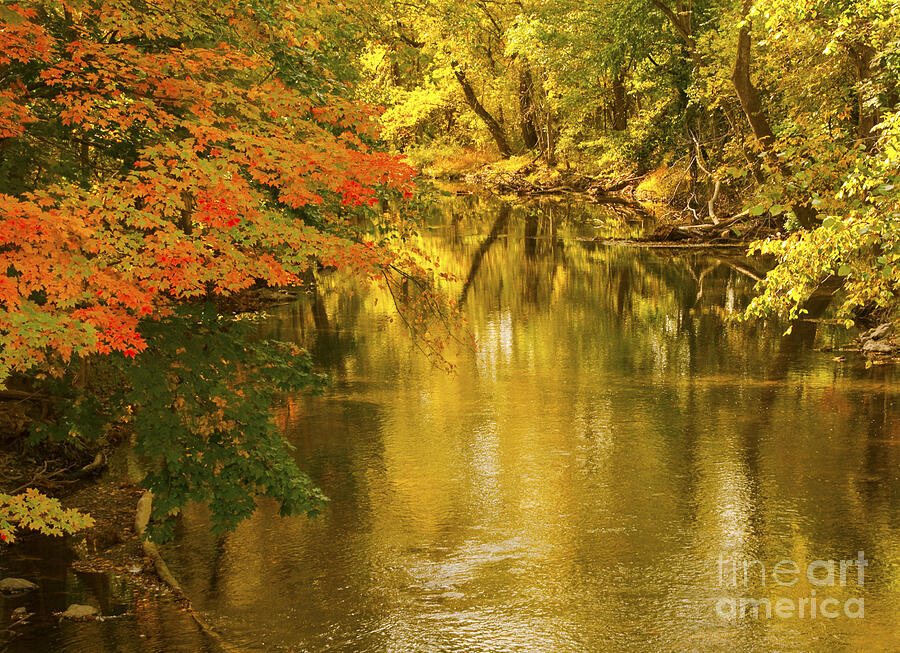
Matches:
[[134, 491, 231, 651]]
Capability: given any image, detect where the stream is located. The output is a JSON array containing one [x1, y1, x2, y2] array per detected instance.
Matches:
[[3, 190, 900, 651]]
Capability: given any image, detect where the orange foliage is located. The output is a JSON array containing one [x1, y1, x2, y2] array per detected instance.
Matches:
[[0, 0, 445, 380]]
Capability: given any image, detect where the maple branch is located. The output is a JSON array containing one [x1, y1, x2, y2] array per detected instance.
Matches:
[[386, 264, 470, 349]]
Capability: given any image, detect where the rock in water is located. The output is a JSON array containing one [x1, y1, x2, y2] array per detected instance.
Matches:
[[10, 606, 31, 622], [60, 604, 99, 620], [862, 339, 895, 354], [858, 322, 898, 356], [0, 578, 38, 594], [862, 323, 893, 342]]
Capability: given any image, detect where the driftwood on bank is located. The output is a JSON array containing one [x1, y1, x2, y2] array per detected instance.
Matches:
[[0, 389, 52, 402], [592, 239, 746, 249], [600, 174, 648, 193], [472, 169, 657, 222], [63, 452, 106, 480], [6, 452, 107, 494], [631, 208, 785, 247], [134, 492, 188, 601], [471, 162, 762, 247], [465, 162, 648, 199]]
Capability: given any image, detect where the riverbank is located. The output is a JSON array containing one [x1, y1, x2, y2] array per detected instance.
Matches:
[[0, 437, 197, 649], [0, 434, 175, 583], [0, 284, 315, 647], [451, 156, 775, 246]]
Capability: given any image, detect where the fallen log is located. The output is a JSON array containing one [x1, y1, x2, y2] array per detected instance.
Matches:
[[591, 238, 746, 249]]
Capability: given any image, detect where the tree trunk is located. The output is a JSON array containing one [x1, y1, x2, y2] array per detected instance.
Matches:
[[518, 68, 539, 150], [849, 43, 877, 150], [390, 60, 401, 86], [180, 191, 194, 235], [732, 0, 776, 152], [732, 0, 817, 229], [452, 65, 512, 157], [545, 114, 557, 166], [611, 72, 628, 131], [648, 0, 703, 70]]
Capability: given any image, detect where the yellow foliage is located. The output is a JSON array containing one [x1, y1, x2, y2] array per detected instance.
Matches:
[[634, 162, 690, 203]]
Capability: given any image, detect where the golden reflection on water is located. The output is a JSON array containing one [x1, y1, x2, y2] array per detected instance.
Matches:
[[170, 192, 900, 652]]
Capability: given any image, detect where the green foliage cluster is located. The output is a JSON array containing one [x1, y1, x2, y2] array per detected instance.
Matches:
[[746, 112, 900, 323], [28, 306, 327, 541]]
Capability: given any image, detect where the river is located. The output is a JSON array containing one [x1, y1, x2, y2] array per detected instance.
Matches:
[[3, 190, 900, 651]]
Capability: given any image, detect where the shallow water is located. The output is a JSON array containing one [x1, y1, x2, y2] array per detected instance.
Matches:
[[4, 190, 900, 651]]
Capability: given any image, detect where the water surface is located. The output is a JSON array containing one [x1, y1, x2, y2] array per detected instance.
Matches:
[[4, 190, 899, 651], [172, 191, 900, 651]]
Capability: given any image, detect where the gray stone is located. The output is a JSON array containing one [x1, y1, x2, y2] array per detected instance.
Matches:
[[862, 339, 895, 354], [862, 323, 893, 342], [60, 604, 99, 619], [0, 578, 38, 594]]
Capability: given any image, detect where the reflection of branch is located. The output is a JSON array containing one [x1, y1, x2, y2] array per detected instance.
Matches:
[[690, 264, 716, 305], [459, 204, 511, 304], [715, 258, 763, 282]]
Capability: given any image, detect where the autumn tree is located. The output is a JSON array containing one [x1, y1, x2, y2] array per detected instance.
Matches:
[[0, 0, 463, 541], [357, 0, 550, 159]]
